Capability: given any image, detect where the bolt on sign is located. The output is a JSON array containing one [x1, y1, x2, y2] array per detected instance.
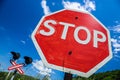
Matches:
[[31, 9, 112, 77]]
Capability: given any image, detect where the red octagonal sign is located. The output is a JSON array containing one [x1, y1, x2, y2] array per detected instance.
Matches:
[[31, 9, 112, 77]]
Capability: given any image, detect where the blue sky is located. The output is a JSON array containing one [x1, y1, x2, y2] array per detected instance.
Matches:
[[0, 0, 120, 80]]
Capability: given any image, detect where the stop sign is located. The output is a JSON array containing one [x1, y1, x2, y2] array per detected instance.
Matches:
[[31, 9, 112, 77]]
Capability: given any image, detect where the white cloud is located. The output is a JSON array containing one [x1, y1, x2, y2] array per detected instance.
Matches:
[[41, 0, 51, 15], [109, 23, 120, 60], [113, 42, 120, 48], [20, 40, 26, 44], [111, 39, 120, 60], [111, 38, 120, 54], [84, 0, 96, 12], [40, 0, 96, 15], [62, 0, 96, 12], [109, 24, 120, 33], [32, 60, 53, 76], [62, 1, 84, 11], [114, 55, 120, 59]]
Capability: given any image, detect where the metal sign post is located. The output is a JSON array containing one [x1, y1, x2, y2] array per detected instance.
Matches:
[[64, 73, 72, 80]]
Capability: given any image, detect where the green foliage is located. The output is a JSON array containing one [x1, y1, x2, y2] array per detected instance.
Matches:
[[0, 72, 38, 80], [73, 70, 120, 80], [0, 70, 120, 80]]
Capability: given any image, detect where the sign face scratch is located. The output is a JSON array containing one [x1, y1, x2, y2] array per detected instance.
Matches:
[[31, 9, 112, 77], [8, 61, 24, 74]]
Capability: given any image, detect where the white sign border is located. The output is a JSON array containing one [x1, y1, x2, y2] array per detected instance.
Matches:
[[31, 9, 112, 78]]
